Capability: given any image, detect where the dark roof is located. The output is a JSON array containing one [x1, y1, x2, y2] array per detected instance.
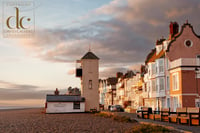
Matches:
[[107, 77, 118, 85], [156, 38, 166, 45], [145, 48, 156, 64], [46, 95, 85, 102], [81, 51, 99, 60]]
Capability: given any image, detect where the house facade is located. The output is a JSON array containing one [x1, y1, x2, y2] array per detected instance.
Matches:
[[166, 22, 200, 110], [143, 21, 200, 111], [100, 21, 200, 112]]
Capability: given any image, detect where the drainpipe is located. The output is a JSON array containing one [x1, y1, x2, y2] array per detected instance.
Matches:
[[195, 67, 199, 97]]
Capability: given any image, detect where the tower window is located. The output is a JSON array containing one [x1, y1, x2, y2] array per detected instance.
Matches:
[[89, 80, 92, 89]]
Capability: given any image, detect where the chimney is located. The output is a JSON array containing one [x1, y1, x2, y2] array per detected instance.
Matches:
[[169, 22, 179, 38], [54, 88, 59, 95]]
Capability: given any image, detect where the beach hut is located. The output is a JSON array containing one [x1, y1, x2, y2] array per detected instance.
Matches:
[[45, 94, 85, 113]]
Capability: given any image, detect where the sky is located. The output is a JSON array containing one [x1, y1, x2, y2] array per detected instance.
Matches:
[[0, 0, 200, 107]]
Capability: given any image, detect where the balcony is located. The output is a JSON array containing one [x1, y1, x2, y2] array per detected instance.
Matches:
[[170, 58, 197, 69], [76, 68, 82, 77], [76, 60, 82, 77]]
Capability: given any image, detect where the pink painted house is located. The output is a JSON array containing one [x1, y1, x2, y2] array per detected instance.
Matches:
[[166, 21, 200, 110], [143, 21, 200, 111]]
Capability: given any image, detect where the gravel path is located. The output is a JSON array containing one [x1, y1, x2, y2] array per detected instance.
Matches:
[[0, 109, 137, 133]]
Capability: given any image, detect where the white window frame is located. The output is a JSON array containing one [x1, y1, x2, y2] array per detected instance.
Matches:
[[161, 98, 165, 108], [167, 98, 170, 108], [166, 76, 170, 90], [156, 78, 159, 92], [173, 96, 179, 111], [152, 79, 156, 92], [166, 58, 169, 70], [172, 73, 179, 91], [152, 63, 156, 75], [159, 77, 165, 91], [159, 59, 164, 73]]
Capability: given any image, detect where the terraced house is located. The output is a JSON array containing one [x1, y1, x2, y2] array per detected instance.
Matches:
[[143, 21, 200, 111], [100, 21, 200, 112]]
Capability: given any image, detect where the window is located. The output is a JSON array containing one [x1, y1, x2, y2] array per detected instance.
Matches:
[[159, 59, 164, 73], [89, 80, 92, 89], [173, 96, 179, 111], [144, 83, 147, 92], [161, 98, 165, 108], [167, 98, 170, 108], [156, 59, 164, 74], [152, 79, 156, 91], [152, 63, 156, 75], [159, 78, 165, 91], [166, 76, 170, 90], [156, 79, 159, 92], [184, 39, 193, 47], [73, 102, 80, 109], [166, 58, 169, 70], [172, 73, 179, 90]]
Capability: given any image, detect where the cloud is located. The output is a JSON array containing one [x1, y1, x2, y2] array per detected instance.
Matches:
[[19, 0, 200, 71], [0, 80, 67, 101], [128, 64, 142, 72], [67, 69, 75, 75], [100, 67, 128, 78], [0, 80, 38, 90], [95, 0, 127, 16]]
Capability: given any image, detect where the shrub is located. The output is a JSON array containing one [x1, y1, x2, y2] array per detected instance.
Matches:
[[112, 115, 132, 123], [95, 112, 137, 123], [130, 124, 171, 133], [95, 112, 113, 118]]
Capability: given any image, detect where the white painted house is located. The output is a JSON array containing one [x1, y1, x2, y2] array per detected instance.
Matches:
[[45, 95, 85, 113]]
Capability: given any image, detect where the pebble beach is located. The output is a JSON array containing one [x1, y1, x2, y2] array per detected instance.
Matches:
[[0, 108, 136, 133]]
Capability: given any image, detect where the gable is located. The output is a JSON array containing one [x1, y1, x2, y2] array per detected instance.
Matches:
[[166, 23, 200, 61]]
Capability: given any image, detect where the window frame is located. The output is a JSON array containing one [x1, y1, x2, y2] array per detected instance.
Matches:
[[172, 73, 179, 91], [89, 80, 92, 89], [166, 76, 170, 90], [159, 59, 164, 73], [73, 102, 80, 109], [159, 77, 165, 91], [152, 79, 156, 92]]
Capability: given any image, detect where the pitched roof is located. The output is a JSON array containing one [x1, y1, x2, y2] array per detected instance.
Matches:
[[107, 77, 118, 85], [156, 38, 166, 45], [81, 51, 99, 60], [145, 49, 165, 64], [46, 95, 85, 102], [145, 48, 156, 64]]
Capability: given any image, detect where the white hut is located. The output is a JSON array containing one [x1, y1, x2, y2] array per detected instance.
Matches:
[[45, 95, 85, 113]]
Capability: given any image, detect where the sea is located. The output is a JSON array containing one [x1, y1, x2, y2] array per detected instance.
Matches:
[[0, 106, 42, 110]]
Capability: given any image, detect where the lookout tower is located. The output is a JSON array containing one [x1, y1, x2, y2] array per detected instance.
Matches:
[[76, 50, 100, 111]]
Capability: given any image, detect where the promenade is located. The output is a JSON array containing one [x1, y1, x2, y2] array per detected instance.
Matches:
[[114, 112, 200, 133]]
